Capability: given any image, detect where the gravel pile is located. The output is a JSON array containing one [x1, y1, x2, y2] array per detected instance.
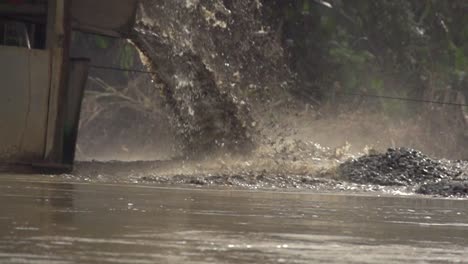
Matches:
[[338, 148, 466, 186], [141, 172, 339, 189], [417, 180, 468, 196]]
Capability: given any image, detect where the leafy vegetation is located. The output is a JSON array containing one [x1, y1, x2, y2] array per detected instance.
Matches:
[[268, 0, 467, 114]]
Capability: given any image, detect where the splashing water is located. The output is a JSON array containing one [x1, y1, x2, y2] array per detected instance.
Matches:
[[72, 1, 468, 197], [131, 0, 293, 156]]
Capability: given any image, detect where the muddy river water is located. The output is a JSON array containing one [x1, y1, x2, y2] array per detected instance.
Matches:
[[0, 174, 467, 263]]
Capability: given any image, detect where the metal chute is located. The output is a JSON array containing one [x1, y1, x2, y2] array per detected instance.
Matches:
[[0, 0, 138, 173]]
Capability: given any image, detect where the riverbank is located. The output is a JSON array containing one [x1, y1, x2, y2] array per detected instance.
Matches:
[[61, 146, 467, 197]]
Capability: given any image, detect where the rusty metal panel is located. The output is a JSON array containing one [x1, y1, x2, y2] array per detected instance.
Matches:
[[70, 0, 138, 37], [0, 45, 50, 161], [62, 58, 89, 164], [44, 0, 67, 160]]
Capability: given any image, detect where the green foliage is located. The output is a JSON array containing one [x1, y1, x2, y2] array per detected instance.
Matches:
[[302, 0, 311, 14], [94, 36, 111, 49], [454, 47, 467, 71], [119, 43, 135, 71], [277, 0, 468, 115]]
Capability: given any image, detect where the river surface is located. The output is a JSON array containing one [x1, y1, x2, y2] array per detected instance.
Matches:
[[0, 174, 467, 263]]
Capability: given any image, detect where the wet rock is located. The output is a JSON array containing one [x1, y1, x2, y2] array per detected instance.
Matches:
[[417, 180, 468, 197], [189, 177, 206, 185], [338, 148, 466, 186], [139, 170, 341, 190]]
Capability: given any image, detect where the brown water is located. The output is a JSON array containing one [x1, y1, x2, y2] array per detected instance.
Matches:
[[0, 175, 467, 263]]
